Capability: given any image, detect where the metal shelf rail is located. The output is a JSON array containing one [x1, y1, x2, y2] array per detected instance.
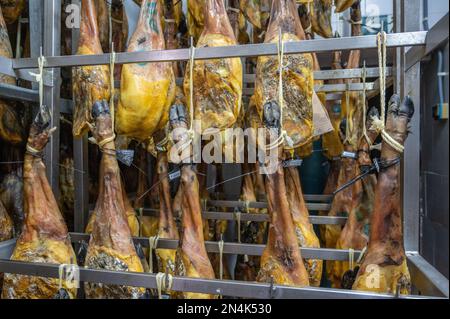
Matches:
[[0, 0, 448, 300], [0, 235, 447, 299]]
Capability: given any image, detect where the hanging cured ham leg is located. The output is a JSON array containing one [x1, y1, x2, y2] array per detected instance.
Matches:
[[257, 103, 310, 287], [255, 0, 314, 151], [330, 108, 379, 288], [325, 2, 362, 281], [1, 106, 77, 299], [284, 167, 322, 287], [184, 0, 242, 131], [353, 95, 414, 295], [154, 151, 179, 275], [72, 0, 110, 137], [169, 104, 215, 299], [84, 101, 145, 299], [0, 6, 27, 145], [117, 0, 175, 141]]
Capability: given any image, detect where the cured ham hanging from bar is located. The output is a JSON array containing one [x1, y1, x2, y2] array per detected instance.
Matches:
[[84, 101, 145, 299], [116, 0, 175, 142], [329, 107, 379, 288], [169, 103, 216, 299], [184, 0, 243, 132], [254, 0, 314, 151], [0, 6, 27, 145], [257, 101, 310, 287], [353, 95, 414, 295], [284, 166, 322, 286], [72, 0, 111, 137], [1, 106, 77, 299]]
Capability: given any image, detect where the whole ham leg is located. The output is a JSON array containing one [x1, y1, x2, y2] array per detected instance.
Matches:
[[1, 106, 77, 299], [72, 0, 110, 137], [284, 167, 322, 287], [257, 102, 309, 287], [155, 151, 179, 275], [170, 104, 215, 299], [255, 0, 314, 151], [325, 2, 362, 281], [353, 95, 415, 295], [0, 6, 27, 145], [184, 0, 243, 132], [84, 101, 145, 299], [117, 0, 175, 141], [330, 108, 379, 288]]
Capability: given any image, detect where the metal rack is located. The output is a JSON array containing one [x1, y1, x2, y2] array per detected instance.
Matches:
[[0, 0, 449, 299]]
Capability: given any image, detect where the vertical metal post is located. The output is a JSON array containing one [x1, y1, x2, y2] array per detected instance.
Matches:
[[403, 0, 422, 253], [43, 0, 62, 198], [394, 0, 422, 253], [28, 0, 43, 91], [70, 0, 89, 233]]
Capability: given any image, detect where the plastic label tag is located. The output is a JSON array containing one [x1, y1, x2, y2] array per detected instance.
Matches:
[[342, 151, 358, 159], [169, 170, 181, 181], [116, 149, 135, 166], [283, 159, 303, 168]]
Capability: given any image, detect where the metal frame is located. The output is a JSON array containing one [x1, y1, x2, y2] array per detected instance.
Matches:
[[0, 236, 447, 299], [0, 1, 448, 300]]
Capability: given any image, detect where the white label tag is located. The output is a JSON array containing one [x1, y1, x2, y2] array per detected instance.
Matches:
[[342, 151, 358, 159]]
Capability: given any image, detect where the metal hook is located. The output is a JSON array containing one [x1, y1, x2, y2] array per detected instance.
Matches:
[[268, 276, 276, 299]]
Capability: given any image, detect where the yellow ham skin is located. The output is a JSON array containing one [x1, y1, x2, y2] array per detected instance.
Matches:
[[2, 240, 77, 299], [311, 0, 333, 38], [116, 0, 175, 142], [0, 0, 25, 24], [240, 0, 262, 29], [184, 34, 243, 131], [187, 0, 206, 42]]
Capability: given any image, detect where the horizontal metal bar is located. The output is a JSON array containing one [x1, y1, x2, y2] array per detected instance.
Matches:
[[0, 259, 437, 299], [143, 209, 345, 225], [243, 83, 377, 96], [407, 253, 449, 298], [206, 200, 330, 211], [243, 68, 393, 83], [69, 233, 353, 261], [12, 32, 427, 69], [0, 56, 54, 86], [0, 83, 39, 103]]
